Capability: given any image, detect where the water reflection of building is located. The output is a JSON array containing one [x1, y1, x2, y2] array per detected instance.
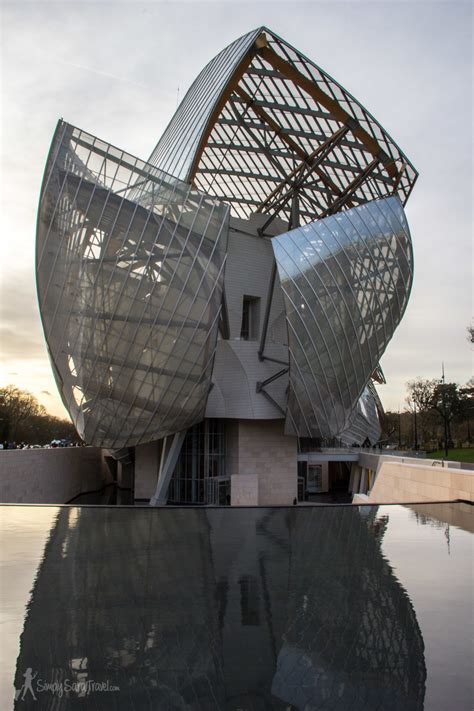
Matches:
[[14, 506, 426, 709]]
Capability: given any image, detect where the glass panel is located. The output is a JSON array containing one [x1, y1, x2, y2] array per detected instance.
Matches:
[[168, 419, 227, 504], [272, 196, 413, 440], [36, 122, 229, 448]]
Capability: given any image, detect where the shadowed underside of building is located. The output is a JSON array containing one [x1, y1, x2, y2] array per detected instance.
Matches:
[[36, 27, 417, 505]]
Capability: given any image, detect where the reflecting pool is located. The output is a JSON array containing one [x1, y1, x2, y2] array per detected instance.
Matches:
[[0, 502, 472, 710]]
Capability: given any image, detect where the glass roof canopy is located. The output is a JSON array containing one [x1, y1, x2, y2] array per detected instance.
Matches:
[[148, 27, 418, 227]]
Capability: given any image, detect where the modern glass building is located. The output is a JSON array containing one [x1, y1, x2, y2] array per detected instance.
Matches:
[[36, 27, 417, 505]]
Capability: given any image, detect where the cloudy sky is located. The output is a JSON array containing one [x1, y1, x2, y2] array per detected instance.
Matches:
[[0, 0, 472, 419]]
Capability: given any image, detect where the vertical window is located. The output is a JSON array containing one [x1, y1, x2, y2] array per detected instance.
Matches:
[[307, 464, 323, 493], [240, 296, 260, 341]]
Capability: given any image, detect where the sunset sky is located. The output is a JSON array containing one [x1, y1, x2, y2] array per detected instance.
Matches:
[[0, 0, 472, 420]]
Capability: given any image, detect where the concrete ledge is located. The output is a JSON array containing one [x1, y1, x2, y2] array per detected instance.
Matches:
[[367, 460, 473, 504], [352, 493, 370, 504], [0, 448, 112, 504]]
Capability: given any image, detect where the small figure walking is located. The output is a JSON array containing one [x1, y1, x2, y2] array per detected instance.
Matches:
[[20, 668, 38, 700]]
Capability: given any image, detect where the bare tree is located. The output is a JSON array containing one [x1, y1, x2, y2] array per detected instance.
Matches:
[[0, 385, 42, 442], [405, 378, 438, 448]]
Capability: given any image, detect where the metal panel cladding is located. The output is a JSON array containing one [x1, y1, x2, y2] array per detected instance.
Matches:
[[36, 121, 229, 448], [272, 196, 413, 439]]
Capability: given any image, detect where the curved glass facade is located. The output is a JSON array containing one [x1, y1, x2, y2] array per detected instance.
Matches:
[[37, 122, 229, 448], [339, 383, 382, 446], [272, 196, 413, 439]]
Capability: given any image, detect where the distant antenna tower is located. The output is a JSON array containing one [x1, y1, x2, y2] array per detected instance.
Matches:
[[176, 86, 180, 107]]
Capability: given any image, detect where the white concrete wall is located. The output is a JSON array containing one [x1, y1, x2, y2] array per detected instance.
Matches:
[[367, 460, 473, 504], [205, 216, 290, 422], [0, 448, 111, 504], [358, 451, 464, 471]]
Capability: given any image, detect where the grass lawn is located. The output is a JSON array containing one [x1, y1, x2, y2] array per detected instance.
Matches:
[[427, 448, 474, 463]]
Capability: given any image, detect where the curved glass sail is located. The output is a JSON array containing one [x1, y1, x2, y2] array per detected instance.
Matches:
[[339, 383, 382, 446], [272, 196, 413, 439], [36, 121, 229, 448], [147, 28, 263, 181]]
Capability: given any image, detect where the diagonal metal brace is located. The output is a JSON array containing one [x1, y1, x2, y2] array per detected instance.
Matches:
[[256, 367, 289, 393]]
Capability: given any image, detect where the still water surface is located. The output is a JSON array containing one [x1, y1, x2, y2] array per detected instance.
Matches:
[[0, 502, 472, 710]]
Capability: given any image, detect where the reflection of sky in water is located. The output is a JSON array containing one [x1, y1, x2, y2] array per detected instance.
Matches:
[[379, 504, 473, 711], [0, 507, 57, 708], [0, 503, 472, 710]]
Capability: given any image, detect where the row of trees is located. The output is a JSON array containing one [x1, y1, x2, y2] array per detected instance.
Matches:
[[382, 377, 473, 452], [0, 385, 78, 445]]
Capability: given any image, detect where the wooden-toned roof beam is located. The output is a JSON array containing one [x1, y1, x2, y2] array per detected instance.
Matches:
[[187, 38, 263, 183], [257, 45, 398, 179]]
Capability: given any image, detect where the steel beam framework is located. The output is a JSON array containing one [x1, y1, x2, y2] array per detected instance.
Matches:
[[148, 27, 418, 226]]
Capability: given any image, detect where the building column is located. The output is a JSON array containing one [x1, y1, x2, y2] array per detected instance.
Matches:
[[351, 465, 361, 494], [359, 467, 368, 494]]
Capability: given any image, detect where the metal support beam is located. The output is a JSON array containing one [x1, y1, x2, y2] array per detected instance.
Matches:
[[256, 367, 288, 392], [256, 127, 351, 234], [149, 431, 186, 506], [259, 354, 289, 366], [218, 288, 230, 340], [258, 259, 277, 360], [257, 125, 350, 212], [289, 191, 300, 229], [234, 85, 348, 207], [319, 158, 380, 217], [256, 388, 286, 417], [227, 96, 289, 183]]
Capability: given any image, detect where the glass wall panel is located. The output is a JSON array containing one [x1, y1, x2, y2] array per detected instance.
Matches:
[[168, 418, 227, 504], [37, 122, 229, 448], [272, 196, 413, 439], [339, 382, 382, 446]]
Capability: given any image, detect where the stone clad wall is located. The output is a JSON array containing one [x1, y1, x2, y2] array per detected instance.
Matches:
[[231, 419, 297, 506], [366, 460, 473, 504], [134, 441, 160, 501], [231, 475, 259, 506], [0, 447, 111, 504]]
